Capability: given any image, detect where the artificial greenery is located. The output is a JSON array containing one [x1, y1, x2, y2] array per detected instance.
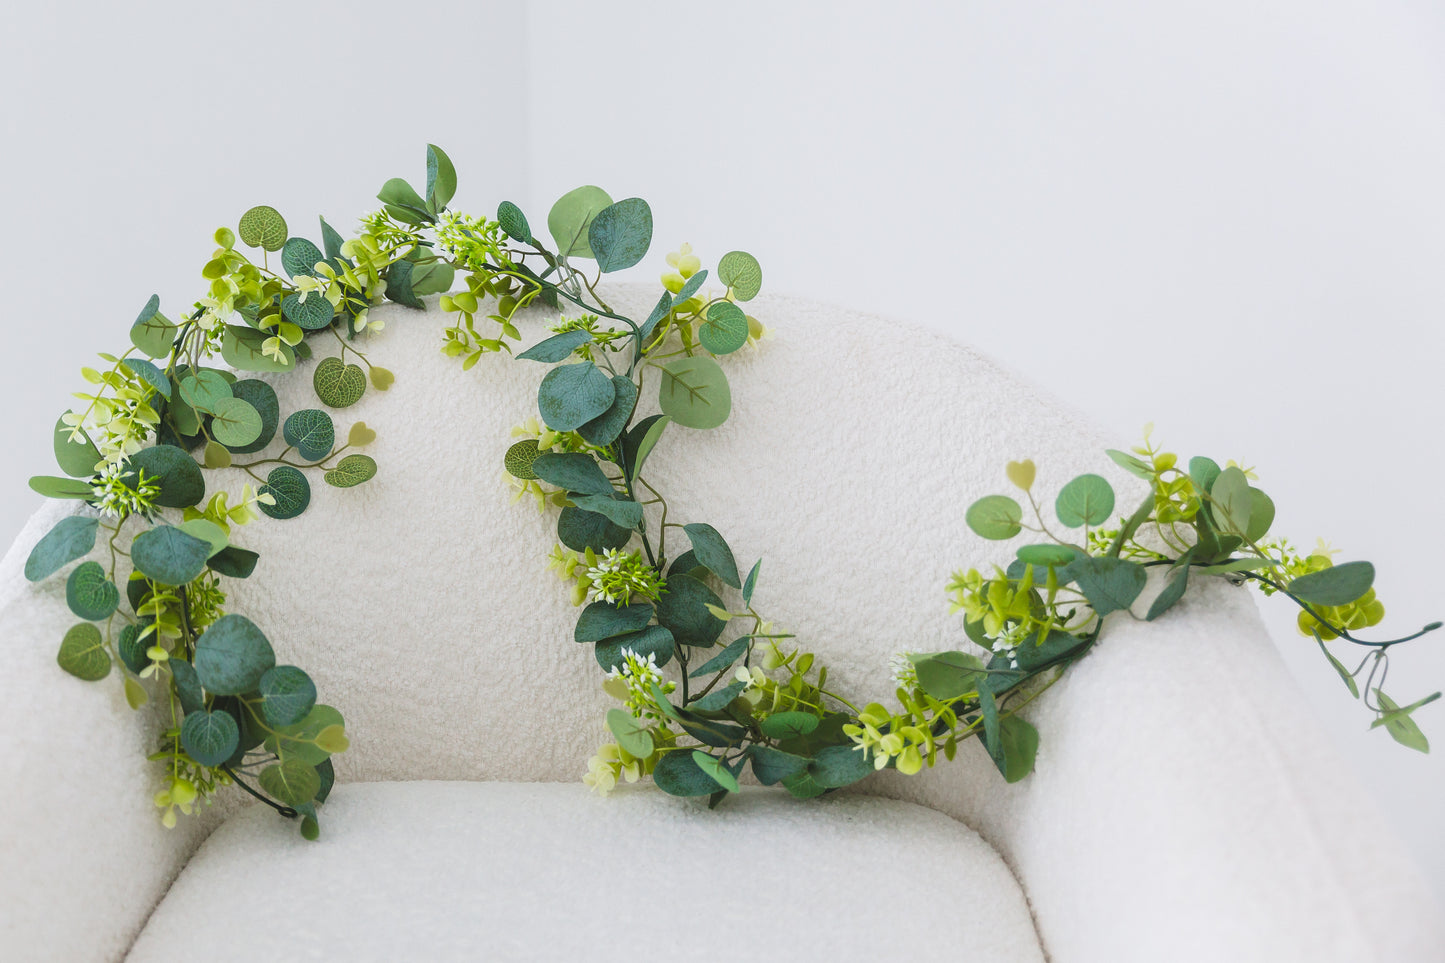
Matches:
[[25, 147, 1438, 838]]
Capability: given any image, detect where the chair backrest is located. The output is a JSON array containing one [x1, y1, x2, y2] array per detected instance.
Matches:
[[216, 284, 1123, 801]]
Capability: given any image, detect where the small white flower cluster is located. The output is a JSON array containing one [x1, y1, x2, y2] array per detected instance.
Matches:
[[990, 623, 1030, 670], [90, 463, 159, 519], [889, 652, 918, 688], [604, 647, 673, 721]]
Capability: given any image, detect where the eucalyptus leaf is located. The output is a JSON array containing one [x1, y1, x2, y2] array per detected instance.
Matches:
[[965, 495, 1023, 540], [1105, 449, 1154, 480], [654, 573, 726, 646], [1055, 474, 1115, 528], [717, 251, 763, 301], [692, 750, 739, 793], [194, 614, 276, 696], [208, 546, 260, 579], [606, 708, 655, 758], [657, 356, 730, 430], [574, 601, 654, 642], [259, 759, 320, 807], [538, 362, 616, 431], [912, 651, 986, 700], [259, 466, 311, 520], [577, 377, 638, 448], [1209, 467, 1253, 536], [627, 415, 669, 481], [25, 516, 99, 582], [1015, 544, 1078, 568], [595, 625, 675, 671], [809, 744, 874, 788], [673, 269, 708, 305], [547, 185, 613, 258], [532, 452, 616, 496], [181, 710, 240, 767], [682, 523, 741, 588], [749, 746, 808, 786], [760, 711, 820, 740], [568, 493, 644, 529], [991, 714, 1040, 783], [557, 505, 632, 554], [425, 143, 457, 210], [208, 397, 263, 448], [1290, 561, 1375, 607], [517, 330, 592, 363], [652, 748, 720, 797], [283, 409, 336, 461], [130, 294, 177, 358], [588, 197, 653, 273], [66, 561, 118, 621], [689, 636, 752, 679], [258, 665, 318, 728], [222, 325, 294, 373], [639, 291, 673, 344], [131, 526, 212, 586], [29, 476, 95, 499], [698, 301, 749, 355], [227, 380, 280, 454], [53, 415, 102, 478], [743, 560, 761, 606], [1069, 556, 1147, 617]]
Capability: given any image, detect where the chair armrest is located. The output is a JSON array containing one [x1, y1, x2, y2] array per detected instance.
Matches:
[[880, 575, 1444, 962], [0, 503, 217, 962]]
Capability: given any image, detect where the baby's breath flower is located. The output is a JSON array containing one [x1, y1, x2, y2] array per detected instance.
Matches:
[[584, 549, 666, 607], [889, 653, 919, 688], [90, 463, 160, 520]]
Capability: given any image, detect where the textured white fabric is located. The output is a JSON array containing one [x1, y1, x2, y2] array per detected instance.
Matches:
[[1, 286, 1439, 961], [126, 781, 1046, 962]]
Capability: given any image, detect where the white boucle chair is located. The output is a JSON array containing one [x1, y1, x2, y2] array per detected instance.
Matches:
[[1, 287, 1440, 962]]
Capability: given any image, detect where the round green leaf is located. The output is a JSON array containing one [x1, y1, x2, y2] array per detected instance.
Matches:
[[127, 445, 206, 509], [208, 398, 263, 448], [25, 515, 99, 582], [497, 200, 531, 243], [313, 357, 367, 409], [227, 380, 280, 454], [1209, 466, 1253, 536], [66, 561, 119, 621], [538, 362, 616, 432], [193, 614, 277, 696], [131, 526, 212, 586], [323, 454, 377, 489], [130, 294, 178, 358], [760, 711, 820, 741], [259, 466, 311, 520], [606, 708, 655, 758], [587, 197, 653, 273], [1290, 561, 1376, 607], [238, 205, 288, 252], [181, 710, 240, 767], [595, 625, 675, 672], [912, 651, 987, 701], [504, 439, 541, 480], [53, 414, 102, 477], [264, 704, 345, 767], [692, 751, 740, 793], [258, 665, 317, 728], [178, 370, 232, 414], [281, 292, 334, 330], [57, 623, 110, 681], [717, 251, 763, 301], [657, 357, 731, 430], [1055, 474, 1116, 528], [698, 301, 749, 355], [281, 237, 324, 279], [258, 759, 320, 807], [547, 185, 614, 258], [965, 495, 1023, 540], [809, 744, 875, 788], [283, 409, 335, 461]]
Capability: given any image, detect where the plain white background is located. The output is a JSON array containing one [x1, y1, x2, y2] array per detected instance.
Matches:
[[2, 0, 1441, 904]]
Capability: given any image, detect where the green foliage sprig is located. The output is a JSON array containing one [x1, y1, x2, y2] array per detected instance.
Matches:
[[25, 146, 1438, 839]]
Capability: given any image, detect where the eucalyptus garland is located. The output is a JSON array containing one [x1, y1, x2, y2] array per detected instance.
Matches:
[[22, 147, 1438, 839]]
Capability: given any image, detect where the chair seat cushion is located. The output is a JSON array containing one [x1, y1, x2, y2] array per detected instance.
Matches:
[[126, 781, 1044, 962]]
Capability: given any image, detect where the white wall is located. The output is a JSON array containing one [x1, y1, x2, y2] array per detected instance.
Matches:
[[2, 0, 1441, 906], [521, 0, 1445, 901]]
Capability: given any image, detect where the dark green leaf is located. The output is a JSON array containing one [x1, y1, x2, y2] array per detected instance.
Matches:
[[595, 625, 675, 671], [208, 546, 260, 579], [682, 523, 741, 588], [227, 380, 280, 454], [653, 748, 720, 797], [66, 561, 118, 620], [57, 623, 110, 681], [688, 681, 746, 713], [259, 466, 311, 520], [193, 614, 277, 696], [25, 516, 99, 581], [131, 526, 212, 586], [655, 573, 726, 646], [782, 769, 828, 799], [1314, 634, 1359, 698], [283, 409, 335, 461], [1290, 561, 1376, 607], [117, 623, 146, 674], [258, 665, 317, 727], [319, 216, 345, 260], [809, 744, 874, 788], [281, 237, 324, 279], [749, 746, 808, 785], [121, 359, 171, 401], [577, 377, 638, 448], [282, 291, 335, 330], [677, 715, 748, 748], [742, 560, 761, 606], [557, 505, 632, 553], [1146, 552, 1193, 621], [689, 636, 752, 679], [639, 291, 673, 344], [626, 415, 669, 482], [53, 416, 102, 478], [673, 269, 708, 304], [575, 601, 654, 642], [181, 710, 240, 766], [128, 445, 206, 509], [425, 143, 457, 210], [538, 362, 616, 431], [569, 493, 643, 529], [992, 714, 1040, 783], [130, 294, 177, 358], [761, 711, 820, 740], [1187, 456, 1221, 494], [532, 452, 616, 496], [497, 200, 531, 243], [171, 660, 204, 714], [588, 198, 653, 273], [518, 330, 593, 363]]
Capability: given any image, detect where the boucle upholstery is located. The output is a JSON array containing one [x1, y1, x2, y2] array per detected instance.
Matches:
[[126, 782, 1045, 962], [0, 286, 1439, 961]]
